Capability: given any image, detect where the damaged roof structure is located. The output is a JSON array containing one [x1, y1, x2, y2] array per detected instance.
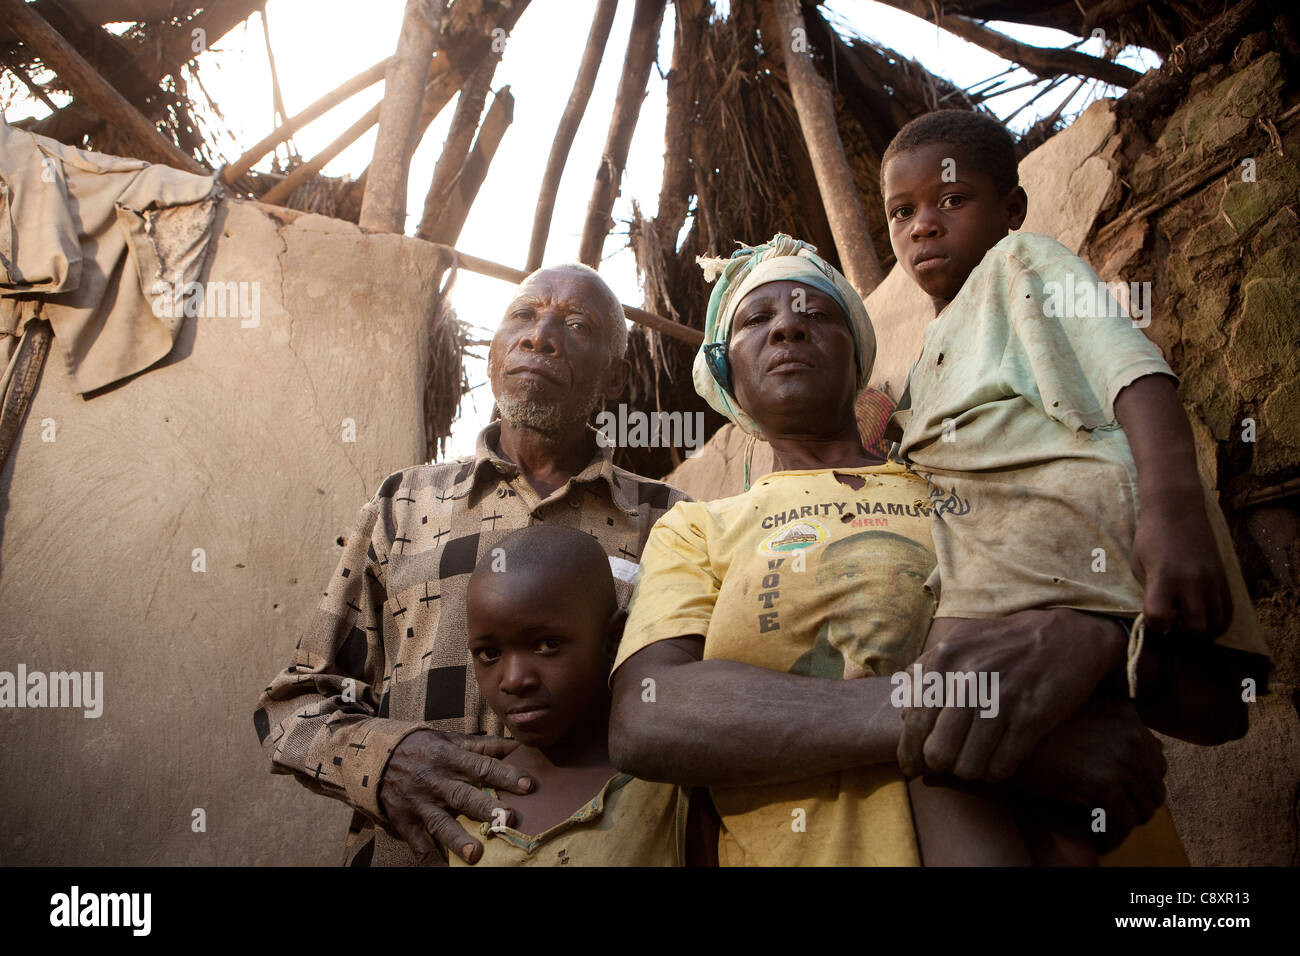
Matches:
[[1, 0, 1214, 465]]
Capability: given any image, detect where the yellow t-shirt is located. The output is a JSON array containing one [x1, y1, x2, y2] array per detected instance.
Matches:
[[614, 462, 937, 866]]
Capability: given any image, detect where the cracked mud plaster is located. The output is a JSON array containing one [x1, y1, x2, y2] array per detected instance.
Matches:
[[273, 218, 368, 502]]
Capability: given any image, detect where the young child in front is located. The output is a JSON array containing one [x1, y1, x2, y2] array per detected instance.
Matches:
[[448, 524, 686, 867], [879, 110, 1271, 864]]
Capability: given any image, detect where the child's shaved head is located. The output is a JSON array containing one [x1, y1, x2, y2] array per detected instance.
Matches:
[[881, 110, 1019, 198], [469, 525, 616, 626]]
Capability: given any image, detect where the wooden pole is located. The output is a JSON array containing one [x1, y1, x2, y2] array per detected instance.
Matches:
[[525, 0, 619, 272], [260, 65, 461, 208], [653, 0, 706, 260], [259, 101, 381, 206], [880, 0, 1143, 88], [420, 86, 514, 247], [29, 0, 263, 145], [0, 0, 206, 174], [360, 0, 532, 159], [770, 0, 882, 296], [577, 0, 667, 266], [259, 6, 290, 133], [220, 57, 392, 185], [414, 55, 497, 242], [256, 0, 532, 210], [359, 0, 445, 233], [623, 303, 703, 346]]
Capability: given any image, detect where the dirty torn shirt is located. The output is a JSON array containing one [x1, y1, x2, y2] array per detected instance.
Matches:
[[892, 231, 1177, 619], [0, 120, 218, 393], [255, 421, 688, 866]]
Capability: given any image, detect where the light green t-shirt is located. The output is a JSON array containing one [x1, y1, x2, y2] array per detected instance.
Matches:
[[891, 232, 1268, 661], [894, 232, 1171, 618]]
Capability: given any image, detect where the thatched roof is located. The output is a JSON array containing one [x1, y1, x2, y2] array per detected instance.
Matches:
[[4, 0, 1284, 472], [2, 1, 261, 166], [616, 0, 983, 476], [904, 0, 1238, 58], [611, 0, 1284, 478]]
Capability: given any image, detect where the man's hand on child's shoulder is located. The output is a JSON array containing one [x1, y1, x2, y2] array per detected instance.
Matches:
[[379, 729, 529, 865]]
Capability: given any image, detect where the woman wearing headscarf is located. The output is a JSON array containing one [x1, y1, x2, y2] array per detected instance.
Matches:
[[608, 234, 1168, 866]]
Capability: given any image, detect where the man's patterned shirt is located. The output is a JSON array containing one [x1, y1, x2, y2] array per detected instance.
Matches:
[[255, 421, 688, 866]]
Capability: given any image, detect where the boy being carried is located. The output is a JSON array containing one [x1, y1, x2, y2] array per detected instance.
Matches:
[[881, 109, 1272, 864]]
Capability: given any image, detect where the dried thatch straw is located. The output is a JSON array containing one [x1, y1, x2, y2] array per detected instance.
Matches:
[[423, 277, 469, 462], [279, 173, 364, 221], [616, 0, 978, 479]]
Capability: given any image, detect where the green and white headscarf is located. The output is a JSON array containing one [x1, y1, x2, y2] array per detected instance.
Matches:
[[694, 233, 876, 438]]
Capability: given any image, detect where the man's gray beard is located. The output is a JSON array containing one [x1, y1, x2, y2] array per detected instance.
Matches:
[[496, 376, 605, 436]]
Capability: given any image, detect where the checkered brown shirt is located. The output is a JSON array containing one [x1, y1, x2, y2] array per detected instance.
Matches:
[[254, 422, 689, 866]]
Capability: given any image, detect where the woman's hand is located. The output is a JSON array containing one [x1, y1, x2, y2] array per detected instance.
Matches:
[[897, 609, 1128, 782]]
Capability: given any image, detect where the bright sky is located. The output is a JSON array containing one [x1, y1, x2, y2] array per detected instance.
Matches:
[[6, 1, 1158, 461]]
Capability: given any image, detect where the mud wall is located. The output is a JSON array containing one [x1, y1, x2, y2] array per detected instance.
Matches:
[[0, 200, 448, 864], [1086, 40, 1300, 866]]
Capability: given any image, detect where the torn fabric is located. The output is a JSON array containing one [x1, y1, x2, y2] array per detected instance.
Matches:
[[0, 120, 218, 394]]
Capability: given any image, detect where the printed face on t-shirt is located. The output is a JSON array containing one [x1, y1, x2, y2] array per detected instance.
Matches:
[[814, 530, 935, 677]]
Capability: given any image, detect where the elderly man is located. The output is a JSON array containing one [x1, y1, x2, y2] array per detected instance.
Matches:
[[255, 264, 687, 867]]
